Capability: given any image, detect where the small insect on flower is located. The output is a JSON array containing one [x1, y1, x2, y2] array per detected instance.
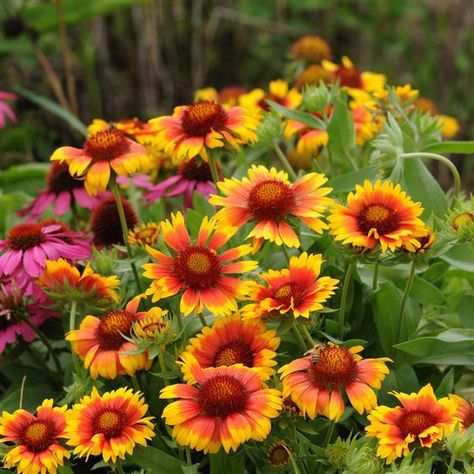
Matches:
[[304, 342, 326, 365]]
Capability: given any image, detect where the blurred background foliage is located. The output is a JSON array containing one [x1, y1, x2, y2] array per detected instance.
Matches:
[[0, 0, 473, 171]]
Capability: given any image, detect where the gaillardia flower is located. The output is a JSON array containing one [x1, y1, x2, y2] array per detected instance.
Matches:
[[291, 35, 331, 63], [449, 394, 474, 430], [0, 399, 69, 474], [241, 253, 338, 320], [279, 344, 391, 421], [179, 314, 280, 382], [209, 166, 332, 248], [51, 128, 150, 195], [150, 100, 258, 164], [128, 222, 161, 247], [145, 158, 215, 208], [267, 441, 292, 469], [143, 212, 257, 316], [284, 118, 329, 157], [38, 258, 120, 307], [239, 80, 301, 113], [0, 221, 91, 292], [161, 363, 282, 453], [66, 296, 152, 379], [18, 162, 99, 221], [328, 180, 426, 252], [66, 387, 155, 463], [366, 384, 458, 464]]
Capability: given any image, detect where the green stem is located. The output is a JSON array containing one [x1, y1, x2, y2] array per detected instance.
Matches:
[[114, 462, 125, 474], [110, 179, 142, 292], [68, 300, 81, 373], [400, 152, 461, 201], [198, 313, 207, 328], [299, 321, 314, 348], [273, 140, 297, 180], [174, 297, 183, 333], [23, 318, 63, 377], [338, 262, 354, 340], [323, 421, 336, 447], [185, 447, 192, 465], [208, 152, 220, 183], [281, 245, 291, 263], [292, 321, 307, 352], [285, 446, 301, 474], [131, 376, 141, 392], [372, 261, 379, 291], [446, 455, 457, 474], [396, 261, 416, 344], [157, 347, 169, 386]]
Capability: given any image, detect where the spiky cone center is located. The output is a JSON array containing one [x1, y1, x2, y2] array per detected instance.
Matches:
[[129, 223, 160, 246], [7, 223, 46, 251], [248, 180, 295, 222], [133, 317, 169, 341], [268, 442, 290, 467], [98, 310, 134, 350], [358, 204, 400, 235], [84, 129, 130, 162], [179, 158, 213, 182], [94, 409, 127, 439], [398, 410, 436, 437], [181, 101, 227, 137], [199, 375, 248, 417], [273, 281, 302, 307], [310, 345, 356, 389], [19, 420, 55, 453], [47, 161, 83, 194], [212, 340, 254, 367], [175, 246, 221, 288], [452, 212, 474, 231]]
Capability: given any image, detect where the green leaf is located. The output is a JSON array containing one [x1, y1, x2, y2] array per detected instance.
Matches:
[[0, 163, 49, 191], [399, 157, 449, 219], [410, 277, 446, 305], [435, 368, 454, 397], [423, 141, 474, 155], [182, 465, 200, 474], [14, 86, 87, 136], [394, 329, 474, 365], [458, 295, 474, 328], [127, 446, 183, 474], [441, 243, 474, 272], [328, 166, 378, 193], [326, 98, 355, 161], [266, 100, 326, 129]]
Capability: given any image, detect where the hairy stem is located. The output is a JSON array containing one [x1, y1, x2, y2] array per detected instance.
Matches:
[[273, 140, 297, 180], [396, 261, 416, 344], [338, 262, 354, 340]]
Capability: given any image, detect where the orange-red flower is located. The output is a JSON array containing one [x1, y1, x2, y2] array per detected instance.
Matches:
[[242, 252, 338, 320], [279, 344, 391, 421], [161, 363, 282, 453], [366, 384, 458, 464], [0, 399, 69, 474], [179, 314, 280, 382], [209, 166, 332, 248], [239, 80, 301, 112], [450, 394, 474, 430], [51, 129, 151, 195], [284, 118, 329, 157], [150, 101, 258, 164], [328, 180, 426, 252], [143, 212, 257, 316], [66, 387, 155, 463], [66, 296, 152, 379]]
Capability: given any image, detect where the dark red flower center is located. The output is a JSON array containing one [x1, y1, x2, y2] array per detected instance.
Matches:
[[358, 204, 400, 235], [47, 161, 83, 194], [179, 158, 212, 182], [268, 443, 290, 467], [248, 180, 295, 222], [98, 310, 134, 350], [181, 101, 227, 137], [199, 375, 248, 417], [84, 129, 130, 162], [20, 420, 55, 453], [213, 340, 254, 367], [258, 93, 287, 111], [174, 246, 221, 289], [310, 345, 356, 389], [94, 409, 126, 439], [336, 65, 363, 89], [398, 410, 436, 437], [7, 223, 46, 251], [273, 281, 303, 308]]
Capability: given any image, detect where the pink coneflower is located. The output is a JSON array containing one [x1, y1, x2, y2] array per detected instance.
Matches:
[[145, 158, 215, 208], [0, 221, 91, 292], [0, 91, 17, 129], [18, 162, 99, 221], [0, 280, 57, 353]]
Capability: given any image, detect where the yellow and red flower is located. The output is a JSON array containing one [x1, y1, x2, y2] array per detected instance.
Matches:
[[294, 64, 333, 90], [239, 80, 301, 113], [209, 166, 332, 248], [161, 362, 282, 453], [242, 252, 338, 320], [38, 258, 120, 305], [179, 314, 280, 382], [143, 212, 257, 316], [66, 296, 152, 379], [194, 86, 247, 108], [150, 101, 258, 164], [328, 180, 426, 253], [66, 387, 155, 463], [284, 118, 329, 157], [0, 399, 69, 474], [128, 222, 161, 247], [366, 384, 458, 464], [450, 395, 474, 430], [279, 344, 391, 421], [51, 129, 151, 195]]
